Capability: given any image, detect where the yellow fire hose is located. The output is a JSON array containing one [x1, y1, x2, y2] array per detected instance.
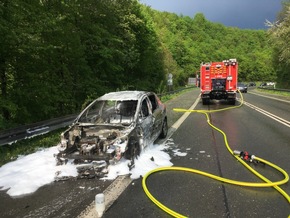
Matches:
[[142, 91, 290, 217]]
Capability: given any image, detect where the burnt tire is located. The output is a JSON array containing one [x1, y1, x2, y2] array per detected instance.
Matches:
[[159, 118, 168, 139], [125, 141, 140, 166]]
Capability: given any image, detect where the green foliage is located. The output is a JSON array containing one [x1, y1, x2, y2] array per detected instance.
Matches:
[[0, 0, 166, 129], [267, 0, 290, 88], [157, 80, 166, 95], [145, 8, 275, 86], [160, 86, 196, 102]]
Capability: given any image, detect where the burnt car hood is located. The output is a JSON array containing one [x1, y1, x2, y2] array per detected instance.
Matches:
[[58, 122, 134, 160], [68, 123, 133, 141]]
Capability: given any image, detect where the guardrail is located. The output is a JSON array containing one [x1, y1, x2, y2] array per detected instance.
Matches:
[[257, 87, 290, 92], [0, 114, 77, 146], [0, 87, 197, 146]]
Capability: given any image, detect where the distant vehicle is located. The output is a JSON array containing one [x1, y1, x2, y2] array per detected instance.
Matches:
[[267, 82, 275, 86], [237, 83, 248, 93], [248, 82, 256, 87], [200, 59, 238, 105], [57, 91, 168, 166], [260, 82, 275, 87]]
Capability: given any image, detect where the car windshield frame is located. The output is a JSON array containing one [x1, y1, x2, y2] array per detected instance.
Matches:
[[77, 99, 138, 125]]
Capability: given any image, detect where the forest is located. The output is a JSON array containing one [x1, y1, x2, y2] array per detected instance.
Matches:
[[0, 0, 289, 129]]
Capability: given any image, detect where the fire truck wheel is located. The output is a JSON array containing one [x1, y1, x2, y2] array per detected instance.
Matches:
[[229, 99, 236, 105], [202, 99, 210, 105]]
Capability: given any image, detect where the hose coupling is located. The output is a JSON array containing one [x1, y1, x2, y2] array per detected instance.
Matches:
[[233, 150, 256, 162]]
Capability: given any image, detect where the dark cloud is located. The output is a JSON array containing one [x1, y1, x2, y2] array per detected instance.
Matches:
[[140, 0, 283, 29]]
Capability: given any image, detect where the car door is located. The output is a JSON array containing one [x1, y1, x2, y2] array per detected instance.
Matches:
[[148, 93, 163, 139], [138, 97, 154, 147]]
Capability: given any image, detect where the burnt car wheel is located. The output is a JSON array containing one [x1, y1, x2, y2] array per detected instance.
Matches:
[[159, 118, 168, 139], [125, 140, 141, 166]]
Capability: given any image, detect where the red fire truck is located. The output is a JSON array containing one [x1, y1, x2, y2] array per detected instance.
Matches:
[[200, 59, 238, 105]]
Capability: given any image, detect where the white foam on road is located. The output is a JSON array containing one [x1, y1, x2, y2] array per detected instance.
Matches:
[[0, 142, 182, 197]]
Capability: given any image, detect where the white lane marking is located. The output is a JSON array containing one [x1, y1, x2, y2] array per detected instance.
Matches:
[[243, 101, 290, 128], [169, 95, 200, 134]]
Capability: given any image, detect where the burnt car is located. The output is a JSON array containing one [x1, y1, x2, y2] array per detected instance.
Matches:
[[237, 83, 248, 93], [57, 91, 168, 166]]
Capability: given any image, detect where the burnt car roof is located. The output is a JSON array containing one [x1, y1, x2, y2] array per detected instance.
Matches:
[[98, 91, 148, 101]]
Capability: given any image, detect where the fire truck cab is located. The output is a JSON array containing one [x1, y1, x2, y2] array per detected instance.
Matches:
[[200, 59, 238, 105]]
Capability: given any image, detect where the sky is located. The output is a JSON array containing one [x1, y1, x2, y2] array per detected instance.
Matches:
[[0, 139, 192, 197], [140, 0, 283, 29]]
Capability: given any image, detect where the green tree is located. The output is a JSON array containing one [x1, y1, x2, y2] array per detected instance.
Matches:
[[0, 0, 167, 129], [267, 0, 290, 88], [147, 9, 273, 84]]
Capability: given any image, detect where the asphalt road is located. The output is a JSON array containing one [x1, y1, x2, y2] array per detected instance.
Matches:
[[102, 89, 290, 217], [1, 88, 289, 217]]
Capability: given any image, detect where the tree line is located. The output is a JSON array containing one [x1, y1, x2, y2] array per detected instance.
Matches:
[[267, 0, 290, 88], [0, 0, 288, 129], [145, 9, 277, 84], [0, 0, 165, 129]]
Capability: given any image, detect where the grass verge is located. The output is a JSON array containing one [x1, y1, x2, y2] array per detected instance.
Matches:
[[160, 86, 196, 102], [256, 88, 290, 98]]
